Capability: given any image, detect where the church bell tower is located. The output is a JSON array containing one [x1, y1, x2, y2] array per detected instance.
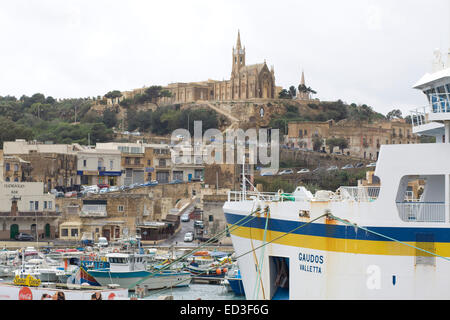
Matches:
[[232, 30, 245, 75]]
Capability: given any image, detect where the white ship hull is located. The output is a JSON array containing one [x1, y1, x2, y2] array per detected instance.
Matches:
[[224, 196, 450, 300]]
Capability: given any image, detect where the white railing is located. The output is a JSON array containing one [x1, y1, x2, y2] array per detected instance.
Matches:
[[337, 186, 380, 202], [396, 202, 445, 222], [410, 99, 450, 127], [410, 106, 428, 127], [228, 191, 283, 202]]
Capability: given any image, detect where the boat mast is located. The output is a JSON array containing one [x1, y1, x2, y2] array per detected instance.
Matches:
[[242, 155, 246, 200]]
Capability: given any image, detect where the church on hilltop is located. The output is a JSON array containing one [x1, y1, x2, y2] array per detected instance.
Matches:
[[158, 31, 278, 104]]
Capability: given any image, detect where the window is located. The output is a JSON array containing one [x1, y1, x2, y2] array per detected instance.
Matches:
[[71, 229, 78, 237], [147, 160, 151, 166], [118, 205, 124, 212], [48, 201, 52, 209], [13, 164, 18, 172], [44, 201, 47, 209], [110, 160, 114, 170], [29, 201, 34, 211], [134, 158, 140, 165], [83, 160, 87, 167], [61, 228, 69, 237], [34, 201, 39, 211], [5, 163, 10, 171]]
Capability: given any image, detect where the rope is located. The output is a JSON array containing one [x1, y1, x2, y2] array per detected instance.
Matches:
[[327, 213, 450, 262], [235, 213, 329, 260], [253, 207, 269, 300], [128, 208, 261, 288]]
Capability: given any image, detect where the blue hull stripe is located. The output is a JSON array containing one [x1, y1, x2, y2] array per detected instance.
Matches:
[[224, 212, 450, 242]]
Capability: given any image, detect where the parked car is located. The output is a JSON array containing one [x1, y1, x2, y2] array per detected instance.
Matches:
[[297, 169, 310, 174], [55, 191, 65, 198], [181, 213, 190, 222], [194, 220, 204, 229], [278, 169, 294, 175], [355, 163, 365, 168], [97, 184, 109, 189], [15, 233, 34, 241], [169, 179, 183, 184], [366, 162, 377, 168], [341, 164, 354, 170], [334, 151, 342, 155], [97, 237, 108, 248], [108, 186, 120, 192], [326, 166, 339, 171], [184, 232, 194, 242], [261, 171, 276, 176], [64, 191, 77, 198]]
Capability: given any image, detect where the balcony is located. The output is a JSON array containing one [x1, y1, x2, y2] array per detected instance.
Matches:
[[396, 202, 445, 223], [0, 211, 61, 217], [123, 162, 144, 169]]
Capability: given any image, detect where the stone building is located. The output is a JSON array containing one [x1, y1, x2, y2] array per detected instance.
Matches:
[[55, 182, 201, 242], [106, 31, 277, 106], [0, 182, 60, 240], [1, 154, 32, 182], [3, 140, 79, 192], [287, 119, 419, 160]]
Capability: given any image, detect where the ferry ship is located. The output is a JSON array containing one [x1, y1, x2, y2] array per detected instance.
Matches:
[[223, 48, 450, 299]]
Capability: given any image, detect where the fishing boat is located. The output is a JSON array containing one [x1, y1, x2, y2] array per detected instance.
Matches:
[[87, 252, 192, 290], [224, 49, 450, 299], [224, 265, 245, 296]]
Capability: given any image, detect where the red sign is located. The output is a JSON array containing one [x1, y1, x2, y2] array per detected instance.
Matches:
[[18, 287, 33, 300], [108, 293, 115, 300]]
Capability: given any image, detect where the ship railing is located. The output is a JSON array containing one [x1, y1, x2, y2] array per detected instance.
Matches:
[[410, 106, 428, 127], [227, 191, 301, 202], [396, 202, 445, 223], [337, 186, 380, 202], [410, 99, 450, 127]]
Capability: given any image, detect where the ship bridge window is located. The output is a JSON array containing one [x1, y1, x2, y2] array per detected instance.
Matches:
[[395, 175, 445, 223], [109, 257, 127, 264]]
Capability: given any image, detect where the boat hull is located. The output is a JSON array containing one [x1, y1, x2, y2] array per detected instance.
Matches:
[[88, 270, 192, 290], [227, 277, 245, 296], [224, 206, 450, 300]]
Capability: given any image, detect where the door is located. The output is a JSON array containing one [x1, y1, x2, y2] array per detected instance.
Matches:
[[188, 173, 192, 182], [102, 229, 110, 241], [10, 224, 19, 240], [45, 224, 51, 238]]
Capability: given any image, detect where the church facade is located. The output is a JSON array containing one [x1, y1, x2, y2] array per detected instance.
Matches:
[[159, 31, 277, 104]]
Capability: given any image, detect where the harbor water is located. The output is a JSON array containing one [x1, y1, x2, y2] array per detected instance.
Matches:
[[142, 283, 245, 300]]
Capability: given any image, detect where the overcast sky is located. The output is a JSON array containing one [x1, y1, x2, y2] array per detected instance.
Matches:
[[0, 0, 449, 116]]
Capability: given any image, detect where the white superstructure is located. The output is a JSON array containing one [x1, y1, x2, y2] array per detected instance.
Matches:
[[224, 49, 450, 300]]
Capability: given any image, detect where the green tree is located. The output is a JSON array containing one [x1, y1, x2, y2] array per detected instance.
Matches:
[[386, 109, 403, 120], [288, 86, 297, 99], [104, 90, 123, 99], [102, 108, 117, 128], [312, 135, 323, 151], [278, 89, 291, 99]]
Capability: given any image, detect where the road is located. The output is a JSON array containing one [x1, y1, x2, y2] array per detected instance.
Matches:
[[157, 198, 199, 247]]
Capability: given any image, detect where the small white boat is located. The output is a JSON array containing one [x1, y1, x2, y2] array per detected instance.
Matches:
[[87, 253, 192, 290]]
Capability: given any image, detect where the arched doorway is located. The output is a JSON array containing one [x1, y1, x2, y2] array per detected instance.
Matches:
[[10, 224, 19, 239], [45, 224, 51, 238]]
